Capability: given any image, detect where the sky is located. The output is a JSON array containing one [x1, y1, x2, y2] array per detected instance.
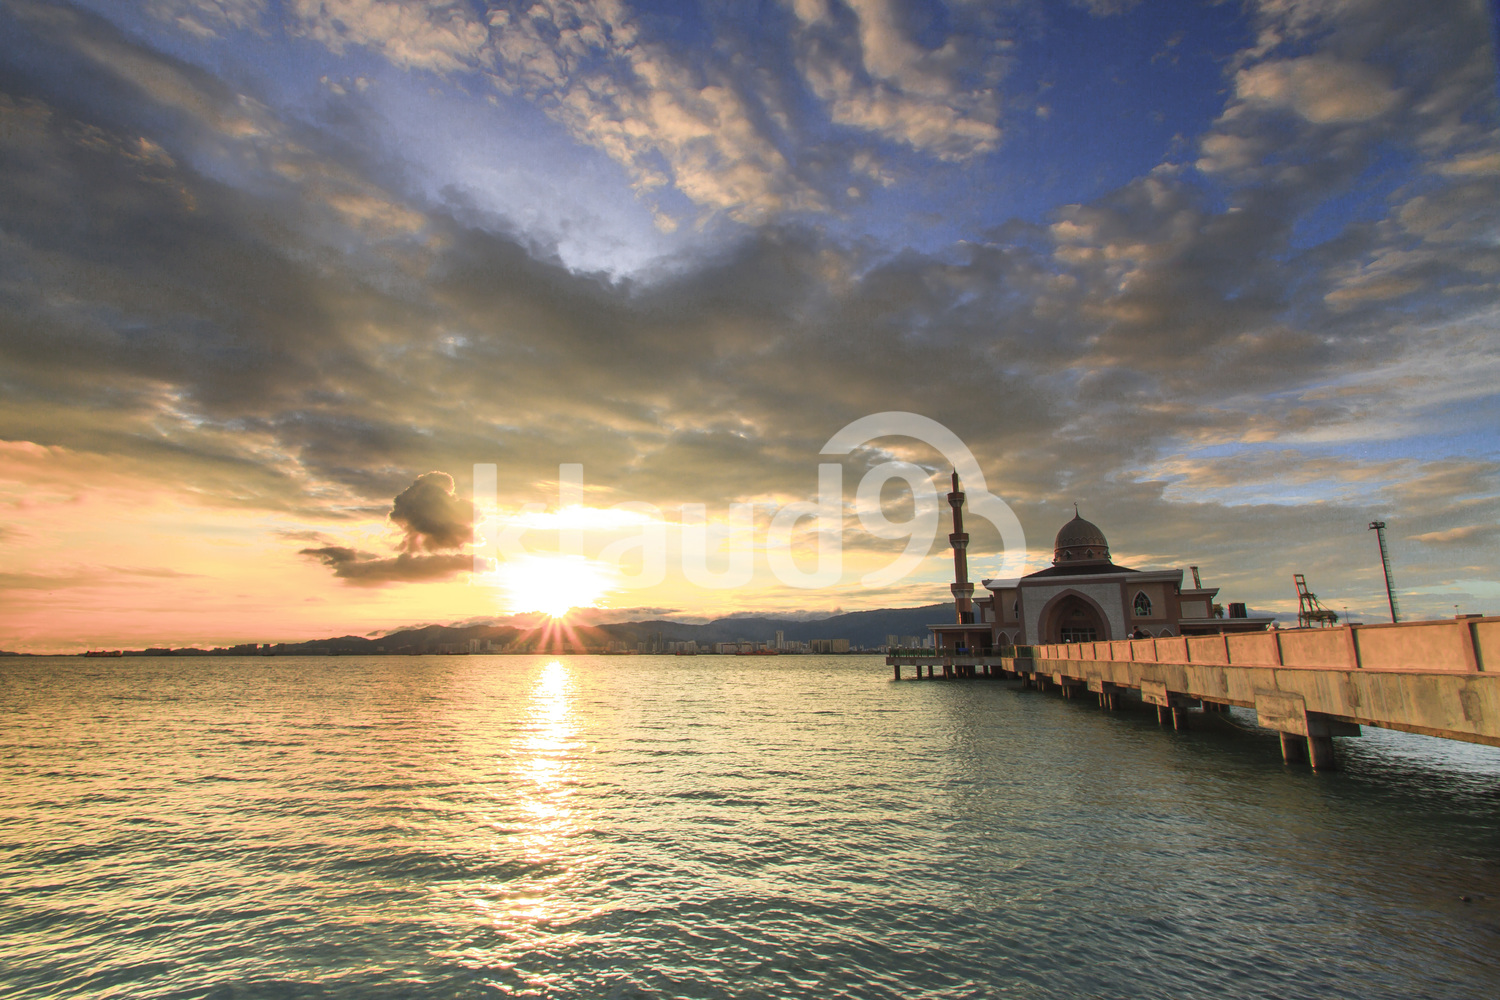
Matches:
[[1, 0, 1498, 652]]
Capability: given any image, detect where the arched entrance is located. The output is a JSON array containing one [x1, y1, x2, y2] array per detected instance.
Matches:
[[1042, 592, 1109, 643]]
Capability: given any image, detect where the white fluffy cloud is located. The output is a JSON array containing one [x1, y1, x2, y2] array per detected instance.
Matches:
[[1235, 55, 1398, 124], [788, 0, 1004, 160], [290, 0, 489, 73], [490, 0, 814, 220]]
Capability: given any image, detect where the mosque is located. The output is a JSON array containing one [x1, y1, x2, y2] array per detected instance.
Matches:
[[930, 474, 1273, 652]]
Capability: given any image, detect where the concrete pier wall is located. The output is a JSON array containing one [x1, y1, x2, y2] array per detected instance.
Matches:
[[888, 617, 1500, 757], [1007, 653, 1500, 747], [1035, 616, 1495, 674]]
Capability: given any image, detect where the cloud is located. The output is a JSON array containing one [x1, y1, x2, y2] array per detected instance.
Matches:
[[298, 545, 472, 585], [275, 0, 1015, 220], [788, 0, 1005, 160], [145, 0, 266, 39], [297, 470, 473, 584], [390, 471, 473, 552], [104, 566, 202, 578], [1234, 55, 1398, 124], [483, 0, 816, 221], [2, 0, 1497, 626], [1408, 524, 1500, 546], [289, 0, 488, 73]]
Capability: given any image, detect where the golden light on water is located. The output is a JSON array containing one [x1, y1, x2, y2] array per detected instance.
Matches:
[[471, 658, 590, 980]]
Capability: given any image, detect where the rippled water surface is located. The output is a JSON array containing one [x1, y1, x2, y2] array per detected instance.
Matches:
[[3, 654, 1499, 998]]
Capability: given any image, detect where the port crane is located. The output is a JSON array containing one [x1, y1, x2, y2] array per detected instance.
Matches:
[[1293, 573, 1340, 628]]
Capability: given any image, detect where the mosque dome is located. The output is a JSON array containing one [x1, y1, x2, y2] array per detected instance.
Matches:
[[1053, 510, 1110, 565]]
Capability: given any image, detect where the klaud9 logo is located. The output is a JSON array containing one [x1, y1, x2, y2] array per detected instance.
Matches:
[[473, 411, 1026, 593]]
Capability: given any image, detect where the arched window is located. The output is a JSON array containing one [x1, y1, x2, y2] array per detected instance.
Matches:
[[1012, 600, 1020, 620], [1133, 591, 1152, 617]]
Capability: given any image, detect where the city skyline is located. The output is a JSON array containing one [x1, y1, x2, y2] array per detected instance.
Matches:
[[2, 0, 1498, 652]]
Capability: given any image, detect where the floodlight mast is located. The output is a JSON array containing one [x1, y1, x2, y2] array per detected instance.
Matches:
[[1369, 521, 1400, 623]]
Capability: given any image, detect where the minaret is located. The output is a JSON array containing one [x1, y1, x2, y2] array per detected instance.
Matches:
[[948, 470, 974, 624]]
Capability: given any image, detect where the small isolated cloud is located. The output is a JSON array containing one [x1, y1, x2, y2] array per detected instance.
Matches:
[[1235, 55, 1399, 124], [105, 566, 201, 578], [299, 545, 471, 586], [1408, 525, 1500, 546], [390, 471, 473, 552], [274, 529, 328, 542], [146, 1, 267, 39], [789, 0, 1005, 161]]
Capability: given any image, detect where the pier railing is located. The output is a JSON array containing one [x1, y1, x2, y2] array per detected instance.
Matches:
[[886, 617, 1500, 765], [1032, 617, 1495, 673]]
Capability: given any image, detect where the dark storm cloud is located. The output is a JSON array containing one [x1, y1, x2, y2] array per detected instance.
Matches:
[[298, 470, 473, 582], [390, 471, 473, 552]]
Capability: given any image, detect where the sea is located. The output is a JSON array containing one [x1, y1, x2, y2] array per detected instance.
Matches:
[[2, 654, 1498, 999]]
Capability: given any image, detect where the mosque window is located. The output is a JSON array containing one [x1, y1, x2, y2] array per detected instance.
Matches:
[[1133, 591, 1152, 617]]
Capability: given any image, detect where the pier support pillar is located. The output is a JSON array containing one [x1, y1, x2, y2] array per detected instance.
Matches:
[[1280, 733, 1307, 763], [1256, 694, 1360, 769], [1088, 679, 1120, 710], [894, 663, 901, 681], [1308, 736, 1338, 770], [1141, 681, 1196, 729]]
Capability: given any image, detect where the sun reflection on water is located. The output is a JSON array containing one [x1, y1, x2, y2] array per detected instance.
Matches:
[[469, 659, 592, 986], [513, 660, 577, 863]]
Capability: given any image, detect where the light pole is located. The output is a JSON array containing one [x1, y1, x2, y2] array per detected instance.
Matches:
[[1368, 521, 1400, 623]]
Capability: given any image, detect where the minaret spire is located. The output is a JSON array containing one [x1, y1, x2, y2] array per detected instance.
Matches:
[[948, 469, 974, 624]]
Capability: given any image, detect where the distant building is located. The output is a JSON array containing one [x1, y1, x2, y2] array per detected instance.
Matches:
[[931, 476, 1273, 651]]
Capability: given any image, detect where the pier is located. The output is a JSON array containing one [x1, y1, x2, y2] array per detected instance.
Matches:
[[888, 616, 1500, 768]]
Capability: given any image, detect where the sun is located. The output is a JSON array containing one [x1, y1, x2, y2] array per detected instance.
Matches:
[[493, 554, 615, 618]]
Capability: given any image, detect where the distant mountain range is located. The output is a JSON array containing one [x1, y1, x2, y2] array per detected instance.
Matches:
[[89, 605, 956, 656]]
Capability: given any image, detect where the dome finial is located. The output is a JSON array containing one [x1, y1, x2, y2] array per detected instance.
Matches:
[[1074, 501, 1080, 518]]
